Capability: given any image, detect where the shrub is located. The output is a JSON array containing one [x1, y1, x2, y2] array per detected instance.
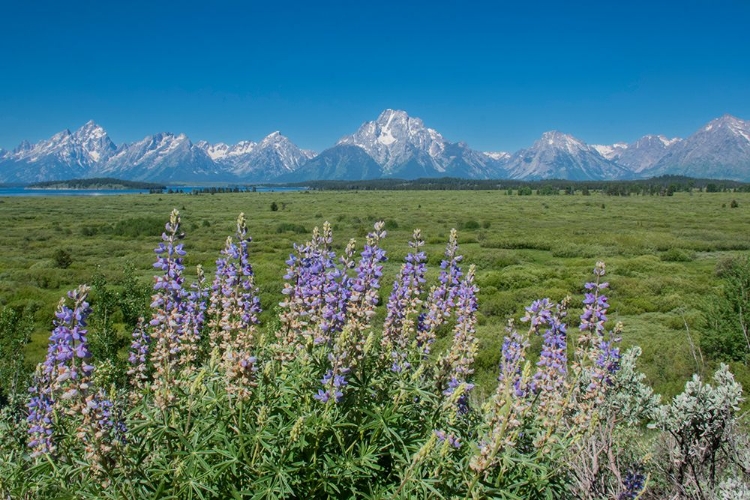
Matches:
[[53, 248, 73, 269], [660, 248, 694, 262], [462, 219, 481, 230], [701, 256, 750, 363], [275, 222, 308, 234]]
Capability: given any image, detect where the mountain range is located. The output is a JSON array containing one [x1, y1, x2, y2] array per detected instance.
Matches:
[[1, 110, 749, 183]]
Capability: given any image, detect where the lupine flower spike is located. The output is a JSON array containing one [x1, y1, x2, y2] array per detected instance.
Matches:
[[417, 228, 463, 356], [27, 285, 94, 456], [315, 223, 387, 403], [382, 229, 427, 373], [438, 264, 479, 416], [148, 209, 189, 408]]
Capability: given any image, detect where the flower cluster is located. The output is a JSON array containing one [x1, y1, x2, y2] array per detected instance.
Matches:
[[438, 264, 479, 415], [207, 213, 262, 398], [148, 209, 190, 407], [27, 285, 94, 456], [618, 465, 646, 499], [573, 262, 622, 426], [78, 390, 127, 472], [382, 229, 427, 373], [472, 264, 625, 472], [314, 224, 388, 404], [278, 223, 349, 353], [417, 228, 463, 355], [126, 319, 151, 398]]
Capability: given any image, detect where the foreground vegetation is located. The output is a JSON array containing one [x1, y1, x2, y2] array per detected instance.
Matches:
[[1, 189, 749, 399], [0, 206, 747, 498]]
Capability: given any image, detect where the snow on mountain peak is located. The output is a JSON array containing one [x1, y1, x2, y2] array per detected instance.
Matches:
[[337, 109, 449, 170], [657, 135, 681, 147], [260, 131, 284, 145], [538, 131, 587, 154], [484, 151, 510, 161], [699, 115, 750, 142], [591, 143, 628, 160]]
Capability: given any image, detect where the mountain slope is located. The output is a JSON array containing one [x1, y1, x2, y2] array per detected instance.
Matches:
[[505, 131, 629, 180], [95, 133, 224, 182], [332, 109, 505, 179], [2, 113, 750, 183], [284, 144, 382, 181], [645, 115, 750, 180], [0, 121, 117, 183], [593, 135, 681, 174]]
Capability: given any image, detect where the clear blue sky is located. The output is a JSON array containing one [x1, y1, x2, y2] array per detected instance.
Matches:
[[1, 0, 748, 153]]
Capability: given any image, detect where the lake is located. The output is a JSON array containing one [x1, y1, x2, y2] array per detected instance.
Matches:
[[0, 185, 307, 197]]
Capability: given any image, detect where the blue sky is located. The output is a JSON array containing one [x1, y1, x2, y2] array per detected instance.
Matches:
[[1, 0, 748, 153]]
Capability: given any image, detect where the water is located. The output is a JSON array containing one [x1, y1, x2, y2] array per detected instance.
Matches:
[[0, 185, 307, 197]]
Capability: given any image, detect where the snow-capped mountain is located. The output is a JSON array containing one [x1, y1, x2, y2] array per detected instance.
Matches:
[[2, 112, 750, 183], [96, 132, 222, 182], [0, 121, 117, 183], [303, 109, 504, 180], [287, 144, 383, 181], [0, 124, 314, 183], [504, 131, 630, 180], [234, 132, 313, 179], [593, 135, 681, 174], [338, 109, 449, 175], [195, 132, 312, 180], [644, 115, 750, 180]]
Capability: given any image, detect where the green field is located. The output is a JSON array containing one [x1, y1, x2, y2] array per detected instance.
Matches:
[[1, 189, 748, 400]]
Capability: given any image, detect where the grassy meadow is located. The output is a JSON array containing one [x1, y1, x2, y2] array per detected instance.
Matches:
[[1, 189, 749, 401]]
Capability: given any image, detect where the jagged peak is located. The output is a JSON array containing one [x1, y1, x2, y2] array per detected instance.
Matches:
[[702, 114, 747, 132], [259, 131, 288, 147], [50, 129, 72, 141], [538, 130, 585, 149], [72, 120, 108, 140], [376, 109, 410, 122]]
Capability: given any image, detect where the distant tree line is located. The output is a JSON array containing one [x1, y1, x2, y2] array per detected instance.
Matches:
[[291, 175, 750, 195], [28, 177, 166, 190], [182, 186, 258, 195]]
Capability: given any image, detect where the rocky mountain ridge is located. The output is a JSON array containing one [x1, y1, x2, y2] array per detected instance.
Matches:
[[1, 112, 749, 183]]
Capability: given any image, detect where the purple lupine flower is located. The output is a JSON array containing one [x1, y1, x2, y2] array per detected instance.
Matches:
[[279, 223, 350, 352], [528, 302, 568, 395], [497, 321, 530, 398], [79, 390, 127, 468], [347, 223, 387, 334], [382, 229, 427, 372], [127, 318, 151, 395], [26, 368, 55, 457], [439, 265, 479, 414], [579, 262, 621, 389], [314, 368, 348, 403], [27, 285, 94, 456], [434, 429, 462, 449], [579, 262, 609, 335], [207, 214, 263, 397], [179, 264, 207, 371], [313, 223, 387, 404], [342, 222, 387, 363], [417, 228, 463, 355], [148, 209, 191, 406], [618, 466, 646, 499]]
